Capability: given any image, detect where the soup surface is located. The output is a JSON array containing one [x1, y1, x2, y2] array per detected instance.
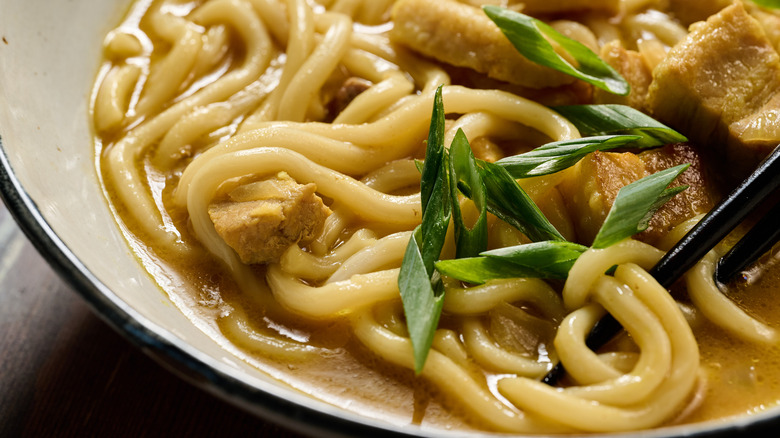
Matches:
[[93, 0, 780, 433]]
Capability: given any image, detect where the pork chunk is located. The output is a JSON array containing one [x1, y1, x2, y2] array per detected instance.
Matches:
[[559, 151, 647, 245], [638, 143, 717, 244], [558, 144, 715, 246], [390, 0, 575, 88], [593, 41, 653, 112], [208, 172, 331, 264], [648, 3, 780, 178]]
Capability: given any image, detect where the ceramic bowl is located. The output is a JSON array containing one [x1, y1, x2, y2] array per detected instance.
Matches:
[[1, 1, 780, 437]]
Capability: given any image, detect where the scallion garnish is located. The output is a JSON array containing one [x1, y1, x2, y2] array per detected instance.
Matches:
[[483, 6, 629, 95], [497, 105, 688, 178], [592, 164, 690, 248], [752, 0, 780, 9], [398, 228, 447, 374], [482, 241, 589, 279], [496, 134, 641, 178], [436, 241, 588, 284], [399, 86, 690, 374], [399, 86, 450, 374], [434, 256, 541, 285], [474, 160, 565, 242], [438, 165, 690, 284], [553, 104, 688, 148], [448, 129, 488, 258]]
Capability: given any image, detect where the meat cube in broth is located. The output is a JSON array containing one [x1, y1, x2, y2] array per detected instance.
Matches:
[[390, 0, 575, 88], [209, 172, 332, 264], [558, 144, 715, 247], [648, 3, 780, 178]]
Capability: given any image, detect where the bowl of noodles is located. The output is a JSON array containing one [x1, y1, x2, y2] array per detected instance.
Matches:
[[3, 0, 780, 436]]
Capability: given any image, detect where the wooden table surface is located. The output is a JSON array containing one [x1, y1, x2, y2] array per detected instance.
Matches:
[[0, 205, 307, 437]]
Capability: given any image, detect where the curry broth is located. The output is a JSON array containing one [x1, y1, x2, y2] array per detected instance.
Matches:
[[92, 0, 780, 430], [98, 141, 780, 431]]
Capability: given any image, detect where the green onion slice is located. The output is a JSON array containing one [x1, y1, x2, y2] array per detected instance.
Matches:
[[483, 6, 629, 95], [497, 134, 641, 178], [554, 104, 687, 148], [592, 164, 690, 248], [473, 160, 566, 242], [399, 86, 450, 374], [449, 129, 488, 258]]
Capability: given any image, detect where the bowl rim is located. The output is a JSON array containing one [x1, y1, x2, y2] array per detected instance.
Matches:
[[1, 132, 780, 438], [0, 134, 424, 438]]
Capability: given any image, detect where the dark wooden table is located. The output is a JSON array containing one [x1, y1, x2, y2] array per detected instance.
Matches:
[[0, 205, 306, 437]]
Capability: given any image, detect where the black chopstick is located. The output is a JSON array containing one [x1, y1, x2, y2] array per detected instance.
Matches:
[[649, 145, 780, 288], [542, 144, 780, 386], [716, 198, 780, 284]]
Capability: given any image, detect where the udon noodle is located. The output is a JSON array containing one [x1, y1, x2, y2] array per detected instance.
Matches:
[[92, 0, 780, 433]]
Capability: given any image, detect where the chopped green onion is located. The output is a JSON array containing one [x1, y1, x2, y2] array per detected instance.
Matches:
[[474, 160, 566, 242], [553, 104, 687, 148], [752, 0, 780, 9], [436, 241, 588, 284], [399, 86, 450, 374], [419, 154, 451, 271], [497, 134, 641, 178], [592, 164, 690, 248], [483, 241, 589, 279], [448, 129, 488, 258], [420, 86, 446, 213], [483, 6, 629, 95], [399, 227, 446, 374], [401, 86, 691, 374], [435, 256, 540, 285]]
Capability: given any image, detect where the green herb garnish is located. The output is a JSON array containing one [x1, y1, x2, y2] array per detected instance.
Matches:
[[434, 256, 541, 285], [496, 134, 641, 178], [592, 164, 690, 248], [439, 165, 689, 284], [483, 6, 629, 95], [483, 241, 589, 279], [436, 241, 588, 284], [752, 0, 780, 9], [475, 160, 565, 242], [399, 87, 690, 374], [400, 87, 564, 373], [399, 86, 450, 374], [553, 104, 688, 148], [497, 105, 687, 178], [399, 228, 446, 374], [448, 129, 488, 258]]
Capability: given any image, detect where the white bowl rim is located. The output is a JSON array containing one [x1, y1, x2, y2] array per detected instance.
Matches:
[[1, 133, 780, 438]]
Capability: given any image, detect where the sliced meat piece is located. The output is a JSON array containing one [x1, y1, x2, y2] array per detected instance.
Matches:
[[647, 2, 780, 179], [559, 151, 648, 245], [558, 144, 716, 246], [637, 143, 717, 244], [593, 40, 653, 112], [390, 0, 575, 88], [209, 172, 331, 264]]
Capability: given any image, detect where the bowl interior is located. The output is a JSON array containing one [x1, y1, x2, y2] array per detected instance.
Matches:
[[0, 1, 373, 435], [0, 0, 237, 373], [3, 1, 780, 437]]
